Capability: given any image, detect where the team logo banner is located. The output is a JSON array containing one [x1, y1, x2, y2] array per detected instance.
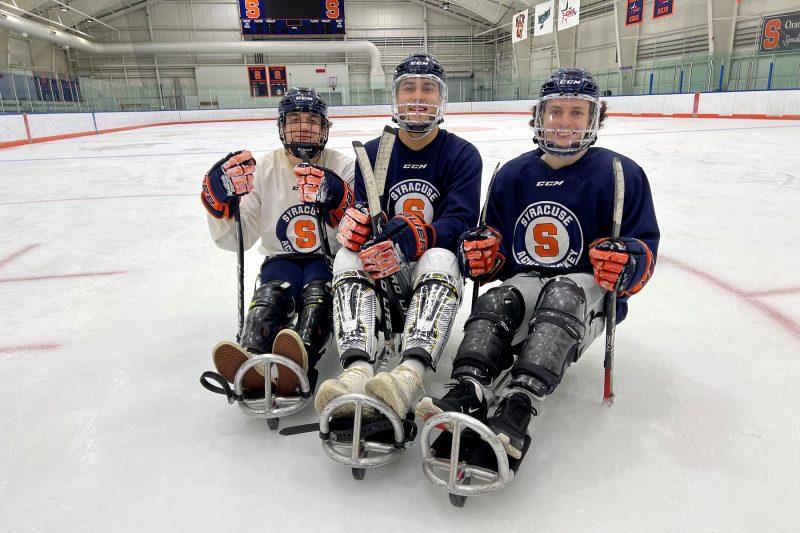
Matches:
[[534, 1, 554, 37], [268, 66, 287, 97], [625, 0, 643, 26], [653, 0, 674, 20], [512, 9, 529, 44], [558, 0, 580, 31], [760, 11, 800, 53]]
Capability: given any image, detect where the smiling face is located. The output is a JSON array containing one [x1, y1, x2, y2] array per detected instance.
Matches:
[[394, 76, 443, 126], [532, 93, 600, 157], [391, 74, 447, 134], [541, 98, 592, 148]]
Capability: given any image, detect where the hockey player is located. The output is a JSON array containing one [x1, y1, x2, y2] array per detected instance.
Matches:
[[313, 53, 482, 419], [201, 87, 355, 397], [416, 68, 660, 461]]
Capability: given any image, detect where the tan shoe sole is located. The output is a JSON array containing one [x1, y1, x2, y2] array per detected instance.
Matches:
[[272, 329, 309, 395], [212, 341, 264, 392]]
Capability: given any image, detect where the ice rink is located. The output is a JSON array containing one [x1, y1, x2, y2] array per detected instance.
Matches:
[[1, 112, 799, 532]]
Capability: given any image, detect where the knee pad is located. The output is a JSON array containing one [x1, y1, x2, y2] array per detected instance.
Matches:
[[512, 278, 587, 396], [401, 271, 460, 370], [413, 248, 462, 294], [452, 285, 525, 385], [332, 248, 363, 277], [295, 280, 334, 367], [240, 280, 295, 354]]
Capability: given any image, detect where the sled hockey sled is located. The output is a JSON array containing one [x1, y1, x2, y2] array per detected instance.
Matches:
[[420, 411, 531, 507], [318, 392, 417, 480], [200, 352, 313, 430]]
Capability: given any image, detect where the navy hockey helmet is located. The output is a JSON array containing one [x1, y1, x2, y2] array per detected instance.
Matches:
[[391, 53, 448, 133], [539, 68, 599, 99], [533, 68, 601, 157], [278, 87, 330, 159]]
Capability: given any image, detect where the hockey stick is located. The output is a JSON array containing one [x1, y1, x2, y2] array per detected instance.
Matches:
[[603, 157, 625, 406], [234, 199, 245, 343], [471, 161, 501, 311], [353, 126, 399, 346]]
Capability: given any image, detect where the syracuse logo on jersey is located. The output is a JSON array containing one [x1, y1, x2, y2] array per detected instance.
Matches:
[[276, 203, 322, 253], [387, 179, 440, 221], [512, 201, 583, 268]]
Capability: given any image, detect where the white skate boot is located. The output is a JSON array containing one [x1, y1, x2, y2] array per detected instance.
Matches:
[[314, 367, 375, 417], [365, 365, 423, 418]]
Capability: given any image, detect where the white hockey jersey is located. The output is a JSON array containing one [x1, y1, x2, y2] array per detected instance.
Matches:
[[207, 148, 355, 257]]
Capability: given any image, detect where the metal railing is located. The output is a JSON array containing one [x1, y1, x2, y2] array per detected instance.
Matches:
[[2, 51, 799, 114]]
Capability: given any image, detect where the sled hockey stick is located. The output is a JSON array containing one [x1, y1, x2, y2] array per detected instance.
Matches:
[[603, 157, 625, 406], [298, 150, 333, 261], [234, 199, 245, 343], [353, 126, 399, 345], [471, 161, 501, 311]]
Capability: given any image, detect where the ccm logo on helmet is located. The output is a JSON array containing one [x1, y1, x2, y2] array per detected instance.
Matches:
[[403, 164, 428, 169], [537, 181, 564, 187]]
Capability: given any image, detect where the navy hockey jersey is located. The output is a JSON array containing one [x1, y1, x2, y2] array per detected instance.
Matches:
[[485, 146, 660, 321], [354, 129, 482, 254]]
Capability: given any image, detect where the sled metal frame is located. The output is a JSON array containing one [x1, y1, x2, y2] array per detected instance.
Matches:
[[319, 393, 410, 470], [233, 354, 313, 424], [420, 412, 514, 496]]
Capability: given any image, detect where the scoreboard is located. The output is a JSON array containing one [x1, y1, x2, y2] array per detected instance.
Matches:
[[239, 0, 346, 35]]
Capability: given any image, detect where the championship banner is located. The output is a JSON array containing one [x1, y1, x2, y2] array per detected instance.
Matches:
[[625, 0, 643, 26], [248, 66, 268, 97], [558, 0, 579, 30], [512, 9, 529, 44], [268, 66, 288, 97], [534, 1, 554, 37], [760, 11, 800, 54], [653, 0, 674, 20]]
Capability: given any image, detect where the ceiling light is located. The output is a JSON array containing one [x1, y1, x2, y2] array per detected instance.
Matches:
[[442, 2, 450, 10], [60, 5, 69, 11]]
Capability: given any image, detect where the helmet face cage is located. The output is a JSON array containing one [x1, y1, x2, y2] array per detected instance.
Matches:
[[391, 73, 448, 133], [533, 93, 600, 157], [278, 88, 330, 159]]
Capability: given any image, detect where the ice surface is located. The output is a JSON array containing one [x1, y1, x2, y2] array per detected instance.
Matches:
[[1, 114, 799, 532]]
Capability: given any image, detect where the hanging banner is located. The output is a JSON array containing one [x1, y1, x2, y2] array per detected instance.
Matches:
[[534, 1, 554, 37], [760, 11, 800, 53], [248, 66, 268, 97], [625, 0, 644, 26], [558, 0, 580, 30], [268, 66, 288, 97], [512, 9, 529, 44], [653, 0, 674, 20]]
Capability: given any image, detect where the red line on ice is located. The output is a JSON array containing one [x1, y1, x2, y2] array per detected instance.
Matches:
[[662, 257, 800, 338], [0, 343, 61, 354], [0, 270, 127, 283], [0, 244, 39, 269], [743, 287, 800, 297]]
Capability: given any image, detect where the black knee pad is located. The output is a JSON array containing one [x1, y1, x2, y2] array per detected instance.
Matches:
[[295, 280, 333, 367], [452, 285, 525, 385], [512, 278, 587, 396], [240, 280, 295, 354]]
